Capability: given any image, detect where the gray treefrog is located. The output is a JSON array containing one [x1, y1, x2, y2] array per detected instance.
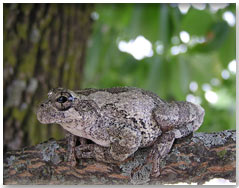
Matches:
[[37, 87, 205, 176]]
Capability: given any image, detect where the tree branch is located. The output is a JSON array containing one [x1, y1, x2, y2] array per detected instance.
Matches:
[[4, 130, 236, 185]]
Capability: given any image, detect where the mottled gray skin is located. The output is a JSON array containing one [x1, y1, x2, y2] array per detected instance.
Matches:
[[37, 87, 205, 176]]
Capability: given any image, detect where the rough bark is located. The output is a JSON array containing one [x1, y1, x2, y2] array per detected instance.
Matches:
[[3, 4, 94, 151], [3, 130, 236, 185]]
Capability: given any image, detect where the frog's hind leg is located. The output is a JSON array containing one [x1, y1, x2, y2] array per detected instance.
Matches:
[[147, 132, 175, 177], [148, 124, 196, 177], [149, 101, 204, 177], [153, 101, 205, 138]]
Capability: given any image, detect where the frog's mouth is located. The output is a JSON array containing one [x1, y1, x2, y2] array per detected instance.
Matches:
[[36, 104, 58, 124]]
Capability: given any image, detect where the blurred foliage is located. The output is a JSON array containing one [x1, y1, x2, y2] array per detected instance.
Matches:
[[83, 3, 236, 132]]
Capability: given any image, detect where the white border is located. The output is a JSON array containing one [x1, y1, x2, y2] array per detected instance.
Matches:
[[236, 2, 238, 186], [1, 0, 238, 3], [1, 2, 3, 186], [0, 1, 238, 186]]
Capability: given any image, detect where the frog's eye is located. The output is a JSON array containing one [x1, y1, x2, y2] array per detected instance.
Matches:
[[56, 96, 68, 103], [55, 92, 74, 111]]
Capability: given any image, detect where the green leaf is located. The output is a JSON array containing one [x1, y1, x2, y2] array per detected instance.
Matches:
[[181, 8, 213, 35], [218, 27, 236, 68]]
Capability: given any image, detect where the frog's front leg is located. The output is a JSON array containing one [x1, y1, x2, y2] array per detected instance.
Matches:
[[75, 123, 142, 163], [107, 123, 142, 162], [149, 101, 205, 177], [66, 132, 88, 166], [66, 132, 77, 166]]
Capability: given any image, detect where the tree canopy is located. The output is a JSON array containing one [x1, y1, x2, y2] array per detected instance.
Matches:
[[84, 3, 236, 133]]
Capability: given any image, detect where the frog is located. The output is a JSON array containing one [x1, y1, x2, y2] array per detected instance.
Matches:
[[37, 87, 205, 177]]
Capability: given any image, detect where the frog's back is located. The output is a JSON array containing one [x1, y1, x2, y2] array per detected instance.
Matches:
[[76, 87, 164, 147], [76, 87, 164, 103]]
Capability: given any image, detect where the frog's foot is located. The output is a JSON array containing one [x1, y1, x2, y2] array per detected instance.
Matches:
[[147, 148, 161, 177], [75, 143, 109, 162], [75, 143, 120, 164], [75, 144, 96, 159], [79, 137, 88, 145], [147, 132, 175, 177]]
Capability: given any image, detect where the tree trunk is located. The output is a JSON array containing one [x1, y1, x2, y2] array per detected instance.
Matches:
[[3, 130, 236, 185], [3, 4, 94, 151]]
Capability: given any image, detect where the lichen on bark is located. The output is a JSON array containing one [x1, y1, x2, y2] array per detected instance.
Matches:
[[3, 130, 236, 185]]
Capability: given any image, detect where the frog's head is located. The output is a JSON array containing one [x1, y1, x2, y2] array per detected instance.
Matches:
[[37, 88, 76, 124]]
